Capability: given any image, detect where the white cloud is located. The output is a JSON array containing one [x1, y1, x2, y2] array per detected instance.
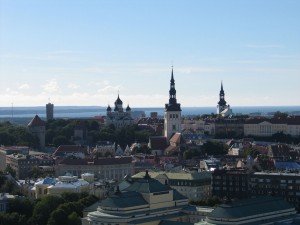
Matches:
[[42, 79, 59, 93], [67, 83, 79, 89], [18, 83, 30, 90], [94, 81, 121, 94]]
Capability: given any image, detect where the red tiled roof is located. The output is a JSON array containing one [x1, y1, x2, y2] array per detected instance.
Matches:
[[27, 115, 45, 127], [269, 144, 291, 157], [149, 136, 168, 150], [245, 117, 300, 125], [252, 145, 269, 155], [164, 145, 180, 154], [169, 132, 183, 144], [53, 145, 88, 156]]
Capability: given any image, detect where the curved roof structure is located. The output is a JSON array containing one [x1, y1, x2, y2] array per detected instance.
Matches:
[[207, 196, 296, 224], [124, 171, 172, 194], [100, 191, 148, 208]]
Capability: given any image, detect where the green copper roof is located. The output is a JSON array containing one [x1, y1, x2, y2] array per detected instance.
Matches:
[[124, 177, 172, 193], [159, 220, 194, 225], [100, 191, 148, 208], [208, 196, 294, 220], [133, 171, 211, 181]]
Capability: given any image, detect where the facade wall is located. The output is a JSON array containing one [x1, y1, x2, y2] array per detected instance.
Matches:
[[46, 103, 54, 120], [28, 126, 46, 150], [0, 151, 7, 172], [6, 155, 40, 179], [55, 163, 134, 181], [214, 120, 244, 137], [250, 172, 300, 210], [244, 122, 287, 137], [164, 111, 181, 139], [287, 124, 300, 137], [212, 169, 250, 199]]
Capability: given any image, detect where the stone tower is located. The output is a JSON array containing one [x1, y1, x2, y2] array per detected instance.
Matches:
[[46, 102, 54, 120], [27, 115, 46, 150], [164, 67, 182, 140]]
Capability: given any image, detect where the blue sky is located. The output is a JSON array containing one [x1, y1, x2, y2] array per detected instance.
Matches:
[[0, 0, 299, 107]]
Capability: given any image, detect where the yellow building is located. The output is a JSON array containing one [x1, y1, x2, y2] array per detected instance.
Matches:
[[31, 174, 93, 198]]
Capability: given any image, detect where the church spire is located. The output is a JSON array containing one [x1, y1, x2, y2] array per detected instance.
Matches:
[[220, 81, 224, 95], [218, 81, 226, 106], [169, 67, 177, 104], [171, 66, 174, 83], [165, 67, 181, 112]]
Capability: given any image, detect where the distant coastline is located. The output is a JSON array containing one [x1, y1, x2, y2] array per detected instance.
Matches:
[[1, 106, 300, 118]]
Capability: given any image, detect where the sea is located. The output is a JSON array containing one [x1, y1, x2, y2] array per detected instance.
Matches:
[[1, 105, 300, 121]]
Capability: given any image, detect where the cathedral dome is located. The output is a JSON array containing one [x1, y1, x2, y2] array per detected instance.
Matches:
[[115, 94, 123, 105], [126, 104, 131, 111], [107, 105, 112, 111]]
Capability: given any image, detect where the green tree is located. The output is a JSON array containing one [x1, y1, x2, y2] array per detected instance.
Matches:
[[0, 212, 28, 225], [67, 212, 81, 225], [0, 132, 14, 145], [7, 198, 34, 218], [47, 209, 67, 225], [53, 135, 70, 147], [202, 141, 228, 156], [32, 195, 64, 225], [274, 111, 288, 119], [4, 165, 16, 178]]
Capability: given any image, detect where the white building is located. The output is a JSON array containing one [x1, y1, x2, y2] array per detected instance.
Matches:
[[216, 82, 232, 117], [106, 94, 134, 129]]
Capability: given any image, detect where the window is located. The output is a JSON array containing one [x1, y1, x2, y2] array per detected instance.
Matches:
[[172, 125, 176, 130]]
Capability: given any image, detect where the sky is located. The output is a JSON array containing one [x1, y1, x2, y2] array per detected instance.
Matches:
[[0, 0, 299, 107]]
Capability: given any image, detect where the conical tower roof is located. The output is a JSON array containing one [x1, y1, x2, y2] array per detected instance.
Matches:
[[28, 115, 45, 127]]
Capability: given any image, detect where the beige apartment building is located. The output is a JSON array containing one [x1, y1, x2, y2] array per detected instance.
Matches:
[[55, 157, 134, 181], [244, 117, 300, 137]]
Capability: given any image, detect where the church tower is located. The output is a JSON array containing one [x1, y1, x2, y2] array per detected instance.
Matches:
[[164, 67, 181, 140], [27, 115, 46, 150], [217, 81, 232, 116], [217, 81, 227, 114]]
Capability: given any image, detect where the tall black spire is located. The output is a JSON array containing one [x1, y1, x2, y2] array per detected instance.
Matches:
[[165, 67, 181, 111], [220, 81, 224, 95], [218, 81, 226, 106], [169, 67, 177, 104]]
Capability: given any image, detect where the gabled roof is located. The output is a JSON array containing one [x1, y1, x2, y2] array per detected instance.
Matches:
[[35, 177, 56, 185], [269, 144, 291, 157], [149, 136, 168, 150], [28, 115, 45, 127], [169, 132, 183, 145]]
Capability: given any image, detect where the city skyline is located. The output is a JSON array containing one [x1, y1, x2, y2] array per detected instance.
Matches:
[[0, 0, 299, 107]]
